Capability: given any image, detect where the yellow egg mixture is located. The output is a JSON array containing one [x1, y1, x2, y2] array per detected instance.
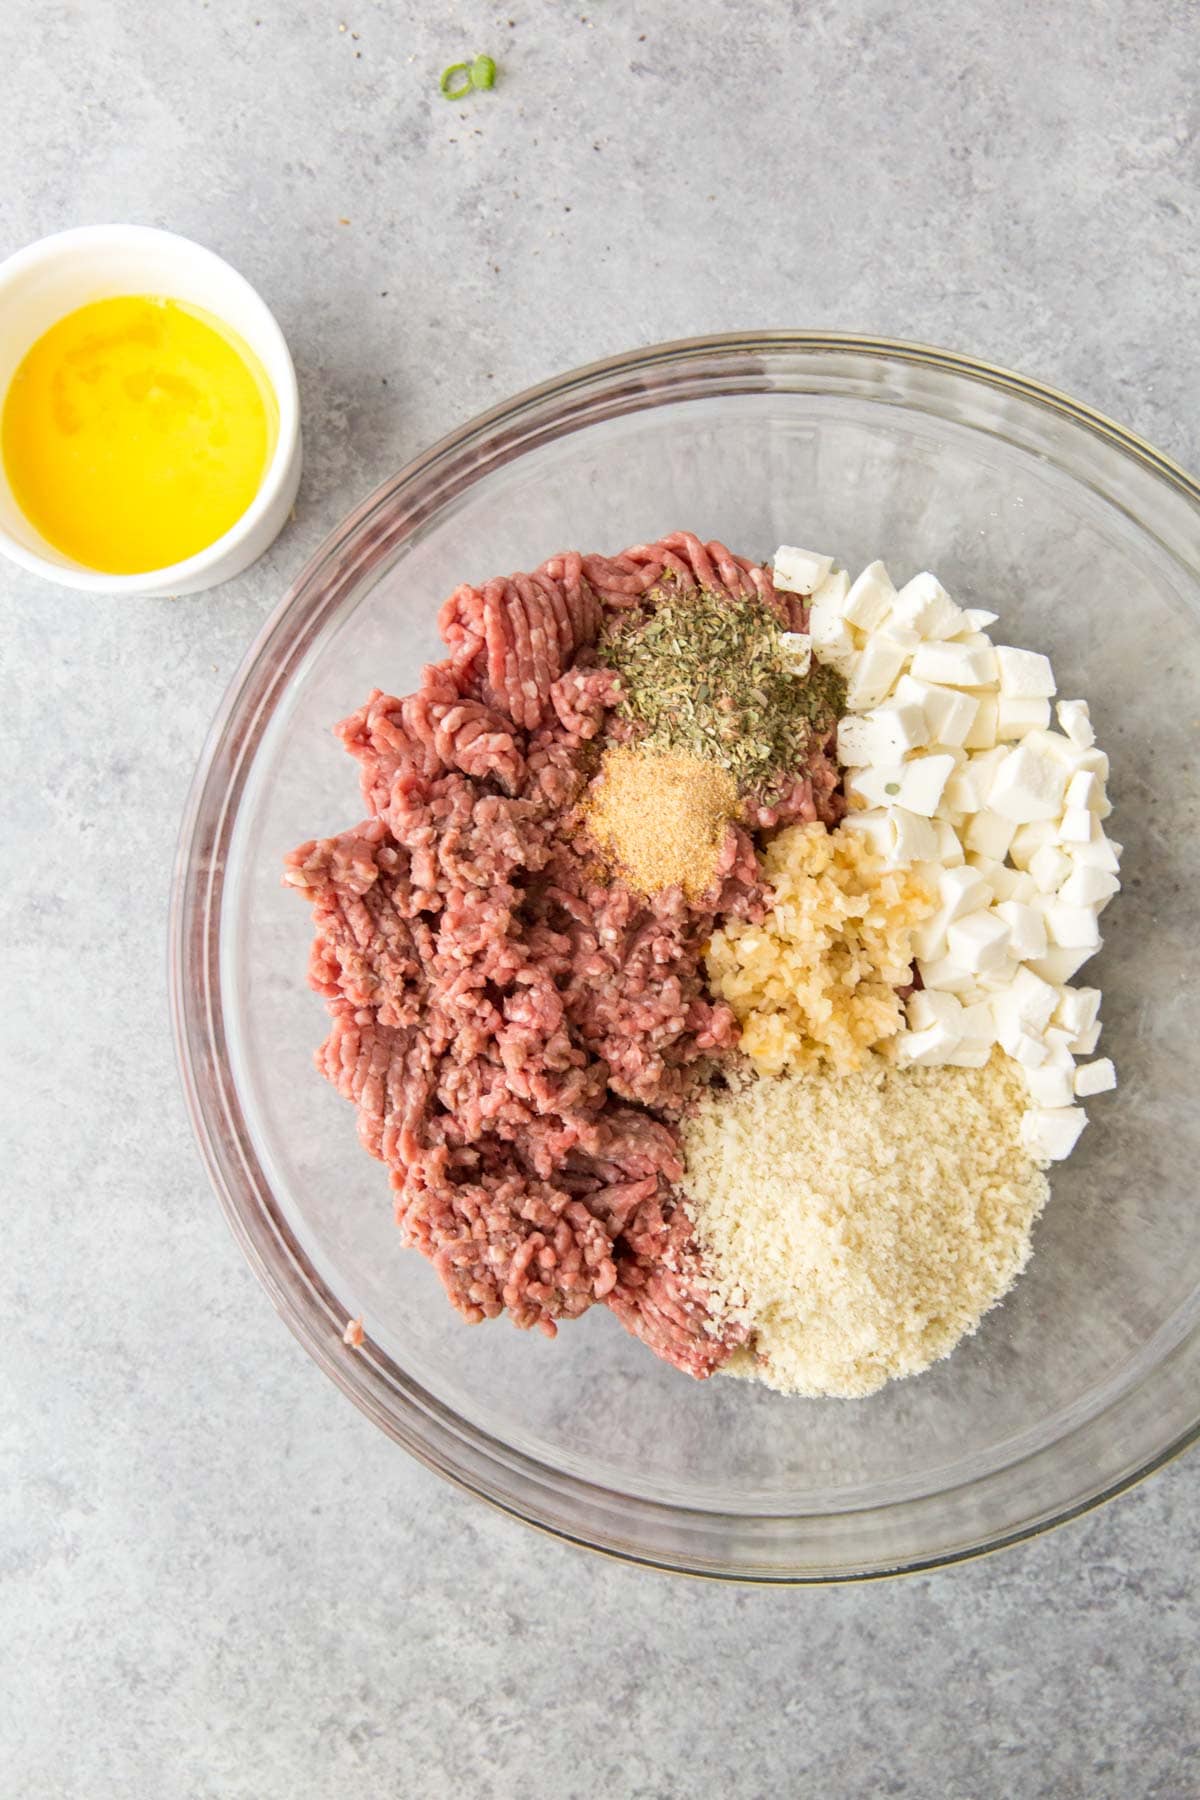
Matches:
[[1, 295, 278, 573]]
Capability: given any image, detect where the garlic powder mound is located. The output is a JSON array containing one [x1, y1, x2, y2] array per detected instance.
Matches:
[[705, 821, 935, 1074], [682, 1052, 1049, 1398]]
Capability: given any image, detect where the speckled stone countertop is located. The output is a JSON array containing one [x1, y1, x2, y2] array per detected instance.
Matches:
[[3, 4, 1199, 1795]]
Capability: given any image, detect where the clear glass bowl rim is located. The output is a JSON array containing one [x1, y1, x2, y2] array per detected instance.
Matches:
[[170, 331, 1200, 1583]]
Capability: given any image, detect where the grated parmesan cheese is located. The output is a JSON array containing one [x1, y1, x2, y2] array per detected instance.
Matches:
[[683, 1052, 1048, 1397]]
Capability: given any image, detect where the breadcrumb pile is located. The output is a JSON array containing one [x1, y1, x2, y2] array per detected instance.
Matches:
[[705, 821, 935, 1073], [683, 1051, 1049, 1398]]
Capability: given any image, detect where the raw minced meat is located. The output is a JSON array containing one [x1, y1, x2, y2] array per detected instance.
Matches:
[[284, 533, 843, 1377]]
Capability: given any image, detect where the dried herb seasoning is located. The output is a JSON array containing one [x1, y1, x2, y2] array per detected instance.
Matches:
[[599, 584, 846, 795]]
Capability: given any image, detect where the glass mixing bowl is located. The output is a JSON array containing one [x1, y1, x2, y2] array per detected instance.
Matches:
[[171, 333, 1200, 1581]]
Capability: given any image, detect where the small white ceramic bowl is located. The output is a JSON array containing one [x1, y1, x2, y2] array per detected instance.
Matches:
[[0, 224, 302, 596]]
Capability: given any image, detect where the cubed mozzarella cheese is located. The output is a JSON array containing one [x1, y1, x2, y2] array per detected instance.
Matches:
[[995, 646, 1056, 698], [890, 571, 964, 640], [1043, 903, 1102, 951], [916, 682, 980, 747], [1024, 1063, 1076, 1108], [1058, 807, 1098, 846], [1057, 864, 1120, 908], [773, 545, 834, 595], [919, 954, 976, 993], [907, 989, 964, 1032], [1027, 945, 1097, 985], [1021, 1106, 1088, 1162], [1029, 843, 1073, 893], [932, 819, 965, 866], [947, 909, 1010, 973], [964, 808, 1017, 860], [1009, 818, 1058, 870], [1056, 699, 1095, 748], [843, 561, 898, 631], [988, 742, 1070, 823], [1075, 1057, 1116, 1097], [836, 715, 876, 767], [910, 640, 998, 688], [1052, 986, 1101, 1036], [886, 807, 939, 865], [1064, 769, 1100, 812], [899, 753, 957, 817], [869, 700, 930, 757], [1070, 1020, 1103, 1055], [846, 637, 908, 709], [1009, 965, 1059, 1031], [962, 608, 1000, 632], [963, 694, 999, 749], [778, 632, 812, 676], [839, 807, 893, 857], [897, 1021, 962, 1066], [994, 900, 1048, 960], [939, 864, 992, 920], [996, 696, 1052, 739], [1070, 834, 1121, 873]]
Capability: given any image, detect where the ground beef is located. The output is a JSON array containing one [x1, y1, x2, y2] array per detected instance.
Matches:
[[284, 533, 842, 1378]]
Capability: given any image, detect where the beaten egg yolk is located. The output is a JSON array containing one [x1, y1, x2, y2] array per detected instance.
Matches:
[[1, 295, 278, 574]]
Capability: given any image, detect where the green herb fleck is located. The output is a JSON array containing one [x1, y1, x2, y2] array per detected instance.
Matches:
[[884, 781, 901, 795], [440, 53, 498, 98], [599, 586, 846, 797]]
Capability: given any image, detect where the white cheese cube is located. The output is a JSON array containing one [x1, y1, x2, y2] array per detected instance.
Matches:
[[1009, 819, 1057, 870], [983, 863, 1021, 903], [996, 696, 1052, 739], [943, 764, 986, 815], [1064, 769, 1100, 812], [1058, 864, 1120, 908], [962, 608, 1000, 632], [1009, 964, 1059, 1031], [843, 560, 898, 631], [1075, 1057, 1116, 1097], [1052, 986, 1101, 1036], [846, 637, 909, 709], [1056, 699, 1095, 748], [907, 990, 964, 1032], [988, 742, 1070, 823], [848, 765, 906, 808], [1058, 807, 1099, 846], [911, 912, 949, 962], [910, 640, 998, 688], [878, 622, 922, 652], [1022, 727, 1080, 768], [1027, 945, 1097, 985], [1042, 1026, 1078, 1068], [840, 807, 893, 857], [964, 808, 1017, 860], [920, 954, 976, 994], [974, 954, 1022, 996], [1021, 1106, 1088, 1163], [810, 567, 849, 611], [1009, 1030, 1048, 1069], [1071, 834, 1121, 873], [963, 694, 999, 749], [1073, 746, 1110, 781], [836, 715, 877, 767], [939, 864, 992, 920], [1029, 843, 1073, 893], [947, 909, 1011, 974], [869, 700, 930, 757], [946, 1042, 992, 1067], [899, 753, 957, 817], [1044, 903, 1102, 951], [890, 571, 964, 640], [921, 684, 979, 748], [811, 617, 857, 677], [994, 900, 1048, 960], [1071, 1021, 1103, 1055], [995, 646, 1056, 699], [958, 1000, 996, 1043], [886, 807, 939, 866], [1025, 1063, 1076, 1108], [779, 632, 813, 676], [932, 819, 965, 866], [897, 1021, 962, 1066], [773, 544, 834, 595]]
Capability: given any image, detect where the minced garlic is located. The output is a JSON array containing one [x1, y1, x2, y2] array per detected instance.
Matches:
[[705, 820, 935, 1074], [683, 1052, 1049, 1398]]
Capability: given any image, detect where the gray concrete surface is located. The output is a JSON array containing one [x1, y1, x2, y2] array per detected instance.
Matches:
[[3, 2, 1199, 1795]]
